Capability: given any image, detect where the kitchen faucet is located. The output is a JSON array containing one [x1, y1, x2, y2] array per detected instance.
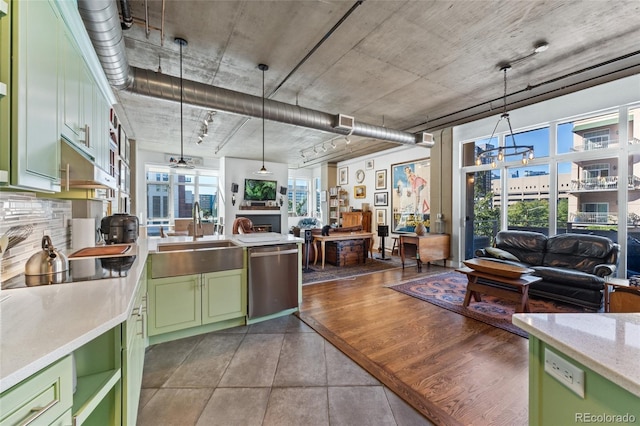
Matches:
[[192, 201, 203, 240]]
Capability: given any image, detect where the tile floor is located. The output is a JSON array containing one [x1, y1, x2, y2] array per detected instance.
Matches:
[[138, 314, 433, 426]]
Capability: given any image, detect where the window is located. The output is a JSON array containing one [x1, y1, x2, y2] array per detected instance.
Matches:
[[145, 166, 219, 235], [288, 178, 309, 216], [584, 129, 610, 150]]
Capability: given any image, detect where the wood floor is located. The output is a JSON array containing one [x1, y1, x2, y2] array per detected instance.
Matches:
[[298, 264, 529, 426]]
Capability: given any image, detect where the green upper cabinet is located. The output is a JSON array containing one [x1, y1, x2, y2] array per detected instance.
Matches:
[[10, 0, 61, 191], [0, 0, 114, 192], [60, 26, 83, 147]]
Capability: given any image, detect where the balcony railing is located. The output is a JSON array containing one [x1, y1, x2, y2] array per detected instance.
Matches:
[[569, 212, 615, 224], [570, 175, 640, 191]]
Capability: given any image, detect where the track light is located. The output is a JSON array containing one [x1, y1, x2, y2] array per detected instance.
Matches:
[[344, 137, 350, 144], [196, 136, 203, 145], [202, 125, 208, 137], [322, 144, 327, 152], [331, 141, 336, 149]]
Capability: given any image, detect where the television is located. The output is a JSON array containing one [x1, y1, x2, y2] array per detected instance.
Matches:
[[244, 178, 277, 201]]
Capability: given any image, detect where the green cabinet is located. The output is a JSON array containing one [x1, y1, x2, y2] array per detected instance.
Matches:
[[202, 270, 247, 324], [7, 0, 61, 191], [0, 356, 73, 426], [122, 269, 147, 426], [148, 268, 247, 337], [528, 337, 640, 425]]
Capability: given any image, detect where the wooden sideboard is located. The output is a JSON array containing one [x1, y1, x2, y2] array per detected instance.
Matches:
[[399, 234, 450, 269], [341, 211, 372, 232]]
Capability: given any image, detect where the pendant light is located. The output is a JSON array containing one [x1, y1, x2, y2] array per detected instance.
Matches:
[[474, 65, 534, 168], [170, 37, 194, 169], [254, 63, 272, 175]]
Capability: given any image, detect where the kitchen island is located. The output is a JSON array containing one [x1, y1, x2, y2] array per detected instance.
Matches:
[[0, 233, 301, 424], [512, 313, 640, 425]]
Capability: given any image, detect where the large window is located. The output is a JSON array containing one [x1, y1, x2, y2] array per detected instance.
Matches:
[[461, 102, 640, 278], [146, 167, 219, 235], [288, 178, 310, 216]]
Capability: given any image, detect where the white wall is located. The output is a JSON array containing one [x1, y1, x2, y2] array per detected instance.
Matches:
[[336, 145, 432, 249], [221, 157, 289, 235]]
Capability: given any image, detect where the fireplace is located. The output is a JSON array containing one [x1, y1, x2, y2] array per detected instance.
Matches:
[[237, 214, 281, 233]]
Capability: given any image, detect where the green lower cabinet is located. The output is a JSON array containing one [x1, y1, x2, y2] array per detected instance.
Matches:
[[147, 267, 246, 338], [0, 355, 73, 426], [529, 337, 640, 425], [122, 272, 147, 426], [148, 274, 201, 336], [202, 270, 247, 324]]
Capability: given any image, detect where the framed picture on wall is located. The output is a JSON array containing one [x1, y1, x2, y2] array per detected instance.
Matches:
[[354, 185, 366, 198], [374, 192, 388, 206], [391, 158, 431, 233], [365, 159, 374, 170], [376, 209, 387, 225], [339, 167, 349, 185], [375, 170, 387, 190]]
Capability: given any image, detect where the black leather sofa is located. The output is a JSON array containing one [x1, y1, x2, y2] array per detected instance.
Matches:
[[475, 230, 620, 310]]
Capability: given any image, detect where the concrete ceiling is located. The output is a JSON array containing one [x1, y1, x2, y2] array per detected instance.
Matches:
[[109, 0, 640, 169]]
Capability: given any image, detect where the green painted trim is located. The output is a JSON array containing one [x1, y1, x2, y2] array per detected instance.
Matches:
[[148, 317, 246, 346]]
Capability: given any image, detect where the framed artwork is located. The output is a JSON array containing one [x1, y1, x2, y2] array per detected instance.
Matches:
[[354, 185, 366, 198], [391, 158, 431, 233], [375, 169, 387, 190], [365, 159, 374, 170], [374, 192, 388, 206], [376, 209, 387, 225], [339, 167, 349, 185]]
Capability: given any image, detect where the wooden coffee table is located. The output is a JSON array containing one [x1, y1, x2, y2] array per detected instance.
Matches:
[[456, 258, 542, 313]]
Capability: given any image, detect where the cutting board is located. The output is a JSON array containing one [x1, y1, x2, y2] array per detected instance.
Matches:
[[69, 245, 132, 258]]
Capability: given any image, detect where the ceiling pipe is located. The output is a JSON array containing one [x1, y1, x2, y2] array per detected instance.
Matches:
[[118, 0, 133, 29], [77, 0, 423, 146]]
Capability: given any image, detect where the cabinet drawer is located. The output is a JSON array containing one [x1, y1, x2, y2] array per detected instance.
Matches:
[[0, 356, 73, 426]]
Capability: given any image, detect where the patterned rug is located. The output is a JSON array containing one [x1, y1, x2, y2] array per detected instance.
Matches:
[[302, 255, 404, 285], [389, 271, 587, 338]]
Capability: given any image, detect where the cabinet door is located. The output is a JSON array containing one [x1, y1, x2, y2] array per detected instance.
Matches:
[[60, 26, 82, 145], [147, 274, 201, 336], [122, 272, 146, 426], [202, 270, 246, 324], [12, 0, 61, 191]]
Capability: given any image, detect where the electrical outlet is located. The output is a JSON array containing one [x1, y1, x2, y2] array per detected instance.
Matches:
[[544, 348, 585, 398]]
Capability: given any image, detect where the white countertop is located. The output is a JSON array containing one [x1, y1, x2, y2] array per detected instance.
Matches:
[[0, 233, 302, 393], [512, 313, 640, 398], [0, 240, 149, 393]]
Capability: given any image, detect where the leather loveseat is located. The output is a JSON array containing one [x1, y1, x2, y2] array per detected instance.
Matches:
[[475, 230, 620, 310]]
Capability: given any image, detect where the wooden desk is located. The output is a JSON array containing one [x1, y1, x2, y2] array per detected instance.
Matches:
[[604, 278, 640, 312], [313, 232, 374, 269], [456, 266, 542, 313], [399, 234, 450, 269]]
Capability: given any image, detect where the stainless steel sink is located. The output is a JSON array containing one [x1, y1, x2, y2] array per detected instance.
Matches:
[[156, 240, 237, 252], [151, 240, 244, 278]]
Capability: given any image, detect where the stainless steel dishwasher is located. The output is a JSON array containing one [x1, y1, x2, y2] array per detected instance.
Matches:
[[248, 244, 299, 318]]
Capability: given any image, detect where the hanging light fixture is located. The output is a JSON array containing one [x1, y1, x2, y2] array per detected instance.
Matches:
[[170, 37, 194, 169], [254, 63, 272, 175], [475, 65, 534, 168]]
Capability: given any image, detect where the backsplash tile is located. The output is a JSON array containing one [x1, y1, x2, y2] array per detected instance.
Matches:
[[0, 193, 72, 283]]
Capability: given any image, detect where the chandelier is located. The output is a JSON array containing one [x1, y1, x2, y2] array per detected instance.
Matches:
[[475, 65, 534, 168]]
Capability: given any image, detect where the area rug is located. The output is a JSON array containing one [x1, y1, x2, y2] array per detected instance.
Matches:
[[388, 271, 588, 338], [302, 256, 404, 285]]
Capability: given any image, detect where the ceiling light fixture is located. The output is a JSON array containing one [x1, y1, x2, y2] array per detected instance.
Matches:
[[254, 64, 272, 175], [475, 64, 533, 168], [170, 37, 194, 169], [344, 136, 350, 144]]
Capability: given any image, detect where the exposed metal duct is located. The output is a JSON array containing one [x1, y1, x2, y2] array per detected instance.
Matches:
[[77, 0, 424, 146]]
